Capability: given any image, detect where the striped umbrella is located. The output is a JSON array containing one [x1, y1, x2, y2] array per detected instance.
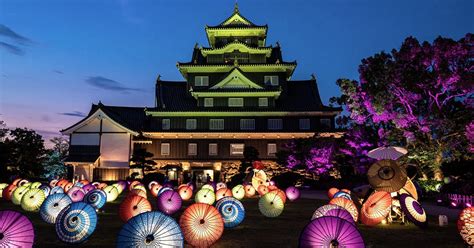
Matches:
[[244, 185, 256, 198], [179, 203, 224, 248], [117, 211, 183, 247], [178, 185, 193, 200], [399, 193, 427, 228], [12, 185, 30, 205], [0, 210, 35, 247], [361, 191, 392, 226], [311, 204, 355, 225], [55, 202, 98, 244], [157, 190, 182, 215], [329, 197, 359, 222], [368, 159, 407, 193], [119, 195, 152, 222], [83, 189, 107, 209], [2, 184, 17, 201], [51, 186, 65, 195], [195, 189, 216, 205], [286, 186, 300, 201], [67, 186, 86, 202], [299, 216, 365, 248], [216, 197, 245, 228], [104, 185, 119, 202], [231, 185, 245, 200], [215, 188, 233, 201], [258, 191, 284, 218], [368, 146, 407, 160], [21, 188, 46, 212], [40, 193, 73, 224]]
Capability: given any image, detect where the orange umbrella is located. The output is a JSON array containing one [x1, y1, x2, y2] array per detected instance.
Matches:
[[178, 186, 193, 200], [329, 197, 359, 222], [128, 188, 147, 199], [64, 182, 73, 192], [129, 181, 141, 191], [150, 184, 161, 197], [244, 185, 256, 198], [215, 188, 232, 201], [328, 188, 339, 199], [119, 195, 152, 222], [361, 191, 391, 226], [457, 207, 474, 246], [179, 203, 224, 247], [2, 184, 16, 201], [257, 185, 269, 196], [12, 178, 22, 186]]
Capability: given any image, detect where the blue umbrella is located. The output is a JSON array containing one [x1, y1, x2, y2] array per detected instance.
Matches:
[[55, 202, 98, 244], [333, 191, 352, 201], [83, 189, 107, 209], [215, 197, 245, 228], [40, 193, 73, 224], [51, 186, 64, 195], [117, 211, 183, 248], [39, 185, 51, 196]]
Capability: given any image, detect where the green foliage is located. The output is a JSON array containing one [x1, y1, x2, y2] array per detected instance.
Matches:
[[41, 151, 67, 180], [50, 136, 69, 159], [416, 179, 444, 193]]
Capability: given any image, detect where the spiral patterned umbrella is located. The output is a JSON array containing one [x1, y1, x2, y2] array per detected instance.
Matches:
[[216, 197, 245, 228], [12, 185, 30, 205], [119, 195, 152, 222], [40, 193, 72, 224], [117, 211, 183, 247], [179, 203, 224, 247], [258, 191, 284, 218], [82, 184, 96, 194], [361, 191, 392, 226], [328, 188, 339, 199], [21, 188, 46, 212], [83, 189, 107, 209], [178, 185, 193, 201], [216, 182, 227, 191], [329, 197, 359, 222], [311, 204, 355, 224], [39, 185, 51, 196], [368, 159, 407, 193], [299, 216, 365, 248], [104, 185, 119, 202], [157, 190, 182, 215], [244, 185, 256, 198], [334, 191, 352, 201], [285, 186, 300, 201], [215, 188, 233, 201], [55, 202, 98, 244], [195, 189, 216, 205], [231, 185, 245, 200], [0, 210, 35, 247], [457, 207, 474, 246], [68, 186, 86, 202], [51, 186, 65, 195], [399, 193, 427, 228], [2, 184, 16, 201]]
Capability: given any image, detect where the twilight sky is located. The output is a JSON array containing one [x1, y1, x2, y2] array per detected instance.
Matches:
[[0, 0, 472, 145]]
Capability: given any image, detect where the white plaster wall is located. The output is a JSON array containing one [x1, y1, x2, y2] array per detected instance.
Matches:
[[76, 118, 101, 132], [102, 118, 127, 132], [70, 133, 100, 145], [100, 133, 130, 168]]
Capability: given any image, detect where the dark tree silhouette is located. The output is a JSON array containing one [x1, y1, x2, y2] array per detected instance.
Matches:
[[130, 148, 157, 178]]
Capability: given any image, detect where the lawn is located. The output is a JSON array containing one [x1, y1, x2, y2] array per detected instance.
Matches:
[[0, 193, 465, 248]]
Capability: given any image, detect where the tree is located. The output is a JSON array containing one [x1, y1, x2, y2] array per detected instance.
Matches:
[[50, 136, 69, 159], [130, 148, 157, 178], [41, 151, 67, 180], [0, 121, 9, 181], [240, 146, 259, 173], [336, 33, 473, 179]]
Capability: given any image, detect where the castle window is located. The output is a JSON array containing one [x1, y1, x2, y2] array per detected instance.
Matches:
[[258, 98, 268, 107], [209, 143, 218, 156], [299, 119, 310, 130], [188, 143, 197, 155], [268, 119, 283, 130], [267, 143, 277, 156], [228, 98, 243, 107], [186, 119, 197, 130], [204, 98, 214, 107], [240, 119, 255, 130], [264, 76, 279, 86], [230, 144, 244, 156], [162, 119, 170, 130], [195, 76, 209, 86], [161, 143, 170, 156], [209, 119, 224, 130]]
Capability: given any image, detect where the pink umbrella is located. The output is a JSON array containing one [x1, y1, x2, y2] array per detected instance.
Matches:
[[368, 146, 407, 160], [0, 210, 35, 247]]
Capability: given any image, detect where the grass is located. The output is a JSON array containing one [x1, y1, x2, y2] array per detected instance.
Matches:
[[0, 193, 466, 248]]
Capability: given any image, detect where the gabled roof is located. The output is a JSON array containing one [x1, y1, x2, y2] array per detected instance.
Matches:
[[209, 68, 263, 89], [207, 3, 266, 29], [200, 41, 273, 57]]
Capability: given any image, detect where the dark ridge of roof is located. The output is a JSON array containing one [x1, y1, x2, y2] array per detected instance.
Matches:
[[206, 24, 268, 30], [191, 88, 281, 93]]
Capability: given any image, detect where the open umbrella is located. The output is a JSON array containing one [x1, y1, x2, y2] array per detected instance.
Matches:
[[39, 185, 51, 196], [399, 193, 427, 228], [49, 179, 58, 188], [129, 188, 147, 199], [157, 190, 182, 215], [311, 204, 355, 224], [178, 185, 193, 201], [67, 186, 86, 202], [0, 183, 8, 197], [195, 189, 216, 205], [361, 191, 392, 226], [215, 188, 233, 201], [216, 182, 227, 191], [0, 210, 35, 247], [258, 191, 284, 218], [244, 185, 256, 198], [2, 184, 16, 201], [368, 146, 407, 160], [83, 189, 107, 209], [252, 170, 268, 190], [51, 186, 65, 195], [82, 184, 96, 194], [231, 185, 245, 200], [119, 195, 152, 222], [257, 185, 269, 196], [329, 197, 359, 222], [352, 185, 371, 200], [327, 188, 339, 199], [399, 177, 418, 200], [40, 193, 72, 224], [104, 185, 119, 202], [12, 185, 30, 205], [21, 188, 46, 212], [299, 216, 365, 248], [201, 184, 215, 192], [150, 184, 161, 197], [457, 207, 474, 246], [333, 191, 352, 201], [55, 202, 98, 244], [117, 211, 183, 247], [216, 197, 245, 228], [148, 181, 158, 190], [179, 203, 224, 248], [368, 159, 407, 192], [158, 187, 174, 196], [286, 186, 300, 201]]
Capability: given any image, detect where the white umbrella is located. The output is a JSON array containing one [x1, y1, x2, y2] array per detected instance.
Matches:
[[368, 146, 407, 160]]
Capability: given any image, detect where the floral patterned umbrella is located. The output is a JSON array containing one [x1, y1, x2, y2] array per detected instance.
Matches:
[[216, 197, 245, 228], [258, 191, 284, 218], [83, 189, 107, 209], [55, 202, 97, 244], [0, 210, 35, 247], [40, 193, 72, 224], [361, 191, 392, 226], [179, 203, 224, 247], [299, 216, 365, 248], [367, 159, 407, 192], [399, 193, 427, 228], [157, 190, 182, 215], [119, 195, 152, 222], [311, 204, 355, 224], [21, 188, 46, 212], [117, 211, 183, 247]]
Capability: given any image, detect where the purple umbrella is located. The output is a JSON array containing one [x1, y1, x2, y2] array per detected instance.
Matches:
[[157, 190, 182, 215], [285, 186, 300, 201], [0, 210, 35, 247], [299, 216, 364, 248], [82, 184, 96, 194], [399, 193, 427, 228], [67, 186, 85, 202]]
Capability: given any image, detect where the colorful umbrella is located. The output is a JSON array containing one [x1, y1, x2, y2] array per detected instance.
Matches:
[[299, 216, 365, 248], [367, 159, 407, 192], [215, 188, 233, 201], [39, 185, 51, 196], [148, 181, 158, 190], [257, 185, 269, 196], [399, 193, 427, 228], [328, 188, 339, 199], [129, 188, 147, 199], [0, 210, 35, 247], [115, 180, 128, 193], [216, 182, 227, 191], [244, 185, 256, 198], [311, 204, 355, 224], [67, 186, 86, 202], [157, 190, 182, 215], [457, 207, 474, 246], [12, 185, 30, 205], [231, 185, 245, 200], [0, 183, 8, 198], [361, 191, 392, 226], [352, 185, 371, 199], [119, 195, 152, 222], [195, 189, 216, 205], [178, 185, 193, 200], [150, 184, 161, 197], [252, 170, 268, 190], [285, 186, 300, 201], [216, 197, 245, 228], [21, 188, 46, 212], [128, 181, 140, 191], [258, 191, 284, 218], [333, 191, 352, 201], [18, 179, 29, 187], [158, 186, 174, 196], [179, 203, 224, 247], [117, 211, 183, 247], [368, 146, 407, 160], [104, 185, 119, 202], [49, 179, 58, 188], [55, 202, 97, 244], [201, 184, 215, 192], [271, 189, 287, 204], [82, 184, 96, 194], [83, 189, 107, 209], [2, 184, 16, 201], [64, 182, 73, 192], [40, 193, 72, 224], [329, 197, 359, 222], [51, 186, 65, 195], [399, 177, 418, 200]]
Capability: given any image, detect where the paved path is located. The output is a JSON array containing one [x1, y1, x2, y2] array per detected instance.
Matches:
[[300, 189, 461, 220]]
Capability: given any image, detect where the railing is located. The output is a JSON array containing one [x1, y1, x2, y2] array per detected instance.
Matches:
[[443, 193, 473, 208]]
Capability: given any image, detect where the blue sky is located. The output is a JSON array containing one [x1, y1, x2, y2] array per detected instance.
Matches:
[[0, 0, 472, 145]]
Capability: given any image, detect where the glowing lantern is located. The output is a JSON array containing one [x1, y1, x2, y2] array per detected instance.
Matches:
[[119, 195, 152, 222], [178, 186, 193, 200], [55, 202, 97, 244], [2, 184, 16, 201], [285, 186, 300, 201], [258, 191, 284, 218], [195, 189, 216, 205], [360, 191, 392, 226], [104, 185, 119, 202], [157, 190, 182, 215], [231, 185, 245, 200], [328, 188, 339, 199], [21, 188, 46, 212], [244, 185, 256, 198], [257, 185, 269, 195], [40, 193, 72, 224], [179, 203, 224, 247], [216, 197, 245, 228], [457, 207, 474, 246], [215, 188, 233, 201], [12, 185, 30, 205], [329, 197, 359, 222], [0, 210, 35, 247]]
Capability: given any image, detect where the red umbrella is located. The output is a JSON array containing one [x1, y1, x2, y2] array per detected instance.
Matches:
[[361, 191, 392, 226], [179, 203, 224, 247], [119, 195, 152, 222]]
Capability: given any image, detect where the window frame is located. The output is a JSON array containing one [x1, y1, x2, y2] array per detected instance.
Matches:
[[240, 119, 255, 130], [264, 75, 279, 86], [267, 119, 283, 130], [320, 118, 331, 129], [267, 143, 277, 156], [161, 143, 170, 156], [186, 119, 197, 130], [204, 98, 214, 107], [228, 98, 244, 107], [258, 97, 268, 107], [209, 119, 224, 130], [230, 143, 245, 156], [188, 143, 197, 156], [194, 76, 209, 86], [162, 119, 171, 130], [208, 143, 218, 156], [299, 118, 311, 130]]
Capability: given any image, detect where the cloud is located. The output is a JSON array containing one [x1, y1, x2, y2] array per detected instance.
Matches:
[[53, 70, 64, 74], [0, 24, 32, 45], [58, 111, 86, 117], [0, 42, 24, 55], [85, 76, 141, 92]]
